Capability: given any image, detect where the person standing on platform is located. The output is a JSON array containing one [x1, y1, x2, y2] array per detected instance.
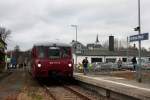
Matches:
[[82, 57, 89, 75], [132, 57, 137, 71], [117, 58, 122, 70]]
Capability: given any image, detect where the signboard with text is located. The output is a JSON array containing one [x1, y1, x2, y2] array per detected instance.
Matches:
[[129, 33, 149, 42]]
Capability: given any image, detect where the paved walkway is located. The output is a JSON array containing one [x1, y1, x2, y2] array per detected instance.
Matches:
[[74, 73, 150, 100]]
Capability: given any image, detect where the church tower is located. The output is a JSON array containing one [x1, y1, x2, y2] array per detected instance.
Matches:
[[95, 34, 99, 44]]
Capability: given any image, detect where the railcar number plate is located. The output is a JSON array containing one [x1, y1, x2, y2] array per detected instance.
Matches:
[[49, 62, 60, 64]]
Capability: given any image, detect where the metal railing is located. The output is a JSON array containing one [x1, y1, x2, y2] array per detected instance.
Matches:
[[74, 62, 150, 83]]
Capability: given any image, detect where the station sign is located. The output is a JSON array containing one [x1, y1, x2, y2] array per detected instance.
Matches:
[[129, 33, 149, 42]]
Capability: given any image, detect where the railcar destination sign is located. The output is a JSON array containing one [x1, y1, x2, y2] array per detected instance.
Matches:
[[129, 33, 149, 42]]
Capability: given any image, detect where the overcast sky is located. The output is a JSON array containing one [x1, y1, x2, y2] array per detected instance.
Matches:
[[0, 0, 150, 51]]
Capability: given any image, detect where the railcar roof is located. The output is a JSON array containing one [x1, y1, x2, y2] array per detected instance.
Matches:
[[34, 42, 72, 47]]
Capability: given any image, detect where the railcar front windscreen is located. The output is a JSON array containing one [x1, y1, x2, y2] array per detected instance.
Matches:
[[37, 46, 71, 59], [48, 47, 61, 59]]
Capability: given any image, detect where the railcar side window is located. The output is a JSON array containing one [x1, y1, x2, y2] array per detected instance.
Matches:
[[38, 47, 45, 58], [62, 47, 70, 58], [32, 48, 35, 58]]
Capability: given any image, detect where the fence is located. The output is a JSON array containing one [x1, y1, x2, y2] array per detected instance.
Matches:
[[75, 62, 119, 75], [74, 62, 150, 84]]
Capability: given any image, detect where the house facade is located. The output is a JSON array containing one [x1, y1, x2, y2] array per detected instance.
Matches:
[[71, 35, 150, 65], [73, 49, 150, 64]]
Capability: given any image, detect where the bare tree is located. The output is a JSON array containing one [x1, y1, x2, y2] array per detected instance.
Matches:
[[102, 40, 109, 49], [141, 47, 147, 52], [102, 38, 126, 50], [0, 27, 11, 42]]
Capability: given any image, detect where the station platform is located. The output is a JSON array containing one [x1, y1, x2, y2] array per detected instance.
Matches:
[[74, 73, 150, 100]]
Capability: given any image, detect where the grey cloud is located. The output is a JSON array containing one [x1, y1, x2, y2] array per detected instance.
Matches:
[[0, 0, 149, 50]]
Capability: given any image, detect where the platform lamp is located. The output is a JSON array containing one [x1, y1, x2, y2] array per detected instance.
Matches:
[[71, 25, 78, 67]]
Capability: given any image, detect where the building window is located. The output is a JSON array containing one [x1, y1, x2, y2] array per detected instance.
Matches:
[[106, 58, 116, 63], [91, 58, 102, 63], [122, 58, 127, 62]]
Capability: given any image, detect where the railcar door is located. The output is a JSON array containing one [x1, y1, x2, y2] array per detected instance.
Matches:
[[47, 47, 61, 69]]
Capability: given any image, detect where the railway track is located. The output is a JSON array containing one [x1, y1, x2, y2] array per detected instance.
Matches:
[[42, 84, 57, 100], [39, 81, 93, 100], [62, 85, 91, 100], [28, 71, 105, 100]]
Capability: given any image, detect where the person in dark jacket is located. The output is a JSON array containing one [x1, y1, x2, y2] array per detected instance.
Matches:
[[117, 58, 122, 69], [132, 57, 137, 71], [82, 57, 88, 75]]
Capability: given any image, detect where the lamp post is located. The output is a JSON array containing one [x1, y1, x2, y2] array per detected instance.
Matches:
[[71, 25, 78, 67], [134, 0, 142, 82], [138, 0, 142, 83]]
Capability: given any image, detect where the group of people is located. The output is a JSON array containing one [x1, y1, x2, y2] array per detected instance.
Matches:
[[81, 56, 138, 75], [7, 57, 27, 69], [117, 57, 137, 71]]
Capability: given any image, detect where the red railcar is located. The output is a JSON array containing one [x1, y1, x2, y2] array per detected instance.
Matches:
[[31, 42, 73, 78]]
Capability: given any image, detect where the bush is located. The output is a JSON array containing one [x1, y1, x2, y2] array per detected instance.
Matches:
[[88, 63, 93, 70]]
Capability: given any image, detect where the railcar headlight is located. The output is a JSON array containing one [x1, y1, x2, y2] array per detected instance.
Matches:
[[68, 63, 72, 67], [37, 64, 41, 68]]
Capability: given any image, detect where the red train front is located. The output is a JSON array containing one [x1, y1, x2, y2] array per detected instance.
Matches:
[[31, 43, 73, 78]]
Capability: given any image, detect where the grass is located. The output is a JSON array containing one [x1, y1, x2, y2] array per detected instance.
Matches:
[[27, 89, 43, 100]]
